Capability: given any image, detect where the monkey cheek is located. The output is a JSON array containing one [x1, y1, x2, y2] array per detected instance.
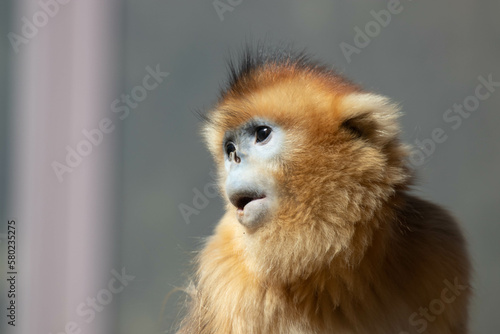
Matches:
[[236, 198, 269, 229]]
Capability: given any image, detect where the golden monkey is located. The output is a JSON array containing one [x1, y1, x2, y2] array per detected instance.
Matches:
[[177, 47, 471, 334]]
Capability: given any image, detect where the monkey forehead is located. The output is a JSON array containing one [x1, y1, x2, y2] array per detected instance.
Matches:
[[203, 78, 358, 152]]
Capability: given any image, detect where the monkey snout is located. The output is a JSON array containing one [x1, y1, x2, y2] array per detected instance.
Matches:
[[225, 171, 273, 227]]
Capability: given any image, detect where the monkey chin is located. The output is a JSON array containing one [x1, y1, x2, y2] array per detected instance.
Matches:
[[235, 197, 269, 229]]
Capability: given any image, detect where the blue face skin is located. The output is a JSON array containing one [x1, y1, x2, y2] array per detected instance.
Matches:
[[223, 118, 284, 229]]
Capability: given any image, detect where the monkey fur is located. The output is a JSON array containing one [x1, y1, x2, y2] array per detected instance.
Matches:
[[177, 47, 471, 334]]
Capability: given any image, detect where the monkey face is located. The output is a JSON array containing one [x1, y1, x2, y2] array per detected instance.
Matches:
[[222, 118, 284, 228]]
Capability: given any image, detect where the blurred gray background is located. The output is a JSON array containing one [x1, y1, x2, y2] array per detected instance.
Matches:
[[1, 1, 499, 333]]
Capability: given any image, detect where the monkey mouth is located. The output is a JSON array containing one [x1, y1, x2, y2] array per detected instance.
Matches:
[[230, 193, 266, 212], [227, 189, 271, 228]]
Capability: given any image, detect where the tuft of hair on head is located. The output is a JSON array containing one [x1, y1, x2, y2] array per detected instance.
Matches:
[[219, 42, 357, 99], [224, 44, 309, 95]]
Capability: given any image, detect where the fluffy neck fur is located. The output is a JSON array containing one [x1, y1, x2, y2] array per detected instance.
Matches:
[[178, 188, 414, 334]]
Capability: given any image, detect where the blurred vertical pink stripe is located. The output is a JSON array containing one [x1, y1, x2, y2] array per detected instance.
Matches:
[[8, 0, 121, 333]]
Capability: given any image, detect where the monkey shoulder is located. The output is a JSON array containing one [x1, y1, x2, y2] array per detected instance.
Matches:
[[386, 193, 471, 290]]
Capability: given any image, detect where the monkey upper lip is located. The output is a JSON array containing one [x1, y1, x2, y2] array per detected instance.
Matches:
[[230, 193, 266, 211]]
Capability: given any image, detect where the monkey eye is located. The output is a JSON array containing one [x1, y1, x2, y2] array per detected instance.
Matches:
[[225, 142, 236, 156], [255, 126, 272, 143]]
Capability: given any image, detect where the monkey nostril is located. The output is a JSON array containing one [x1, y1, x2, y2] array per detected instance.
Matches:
[[229, 151, 241, 164]]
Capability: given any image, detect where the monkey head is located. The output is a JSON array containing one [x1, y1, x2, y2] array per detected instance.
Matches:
[[201, 49, 412, 284]]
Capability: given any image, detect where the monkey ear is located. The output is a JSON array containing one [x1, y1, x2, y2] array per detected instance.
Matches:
[[338, 93, 401, 145]]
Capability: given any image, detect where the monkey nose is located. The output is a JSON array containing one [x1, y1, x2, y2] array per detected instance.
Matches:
[[229, 151, 241, 164]]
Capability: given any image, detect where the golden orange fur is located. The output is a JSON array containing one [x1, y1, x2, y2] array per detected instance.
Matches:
[[177, 48, 471, 334]]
